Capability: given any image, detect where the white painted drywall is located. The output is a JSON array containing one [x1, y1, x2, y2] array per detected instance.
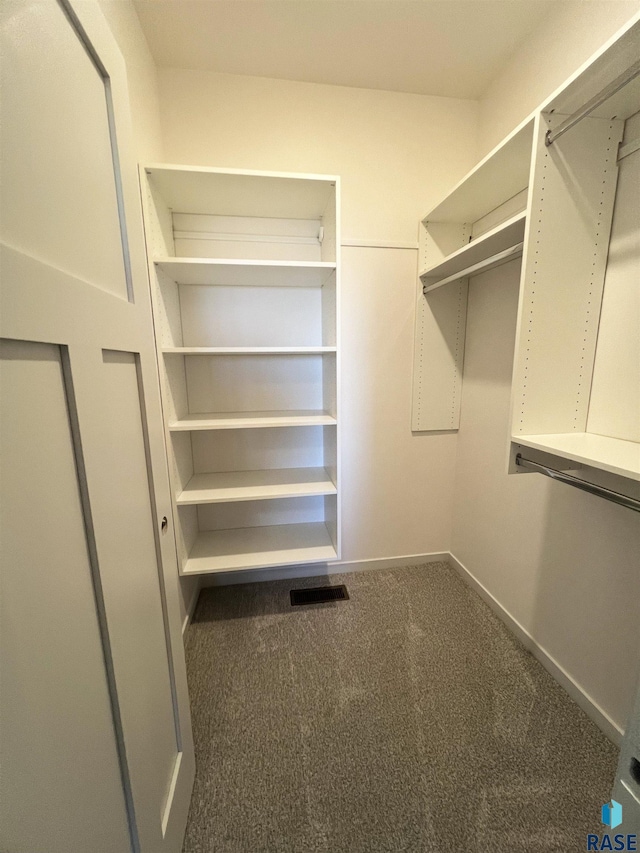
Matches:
[[456, 4, 640, 735], [156, 69, 479, 564], [98, 0, 199, 627], [157, 70, 478, 245], [478, 0, 640, 155], [451, 261, 640, 734], [97, 0, 163, 161]]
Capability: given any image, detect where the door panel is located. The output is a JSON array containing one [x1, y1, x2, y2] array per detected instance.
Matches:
[[1, 0, 129, 299], [0, 339, 132, 853], [96, 349, 179, 826], [0, 2, 195, 850]]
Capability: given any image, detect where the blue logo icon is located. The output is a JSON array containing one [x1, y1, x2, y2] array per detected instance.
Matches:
[[602, 800, 623, 830]]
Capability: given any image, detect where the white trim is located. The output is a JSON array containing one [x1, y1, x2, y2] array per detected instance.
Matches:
[[161, 752, 182, 837], [448, 552, 622, 745], [181, 580, 201, 636], [198, 551, 449, 587], [342, 240, 418, 250]]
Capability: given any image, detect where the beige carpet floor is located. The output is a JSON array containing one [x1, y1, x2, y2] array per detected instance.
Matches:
[[182, 561, 617, 852]]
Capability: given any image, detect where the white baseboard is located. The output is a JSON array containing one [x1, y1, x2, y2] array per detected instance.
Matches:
[[448, 551, 622, 746], [181, 579, 201, 636], [198, 551, 449, 588]]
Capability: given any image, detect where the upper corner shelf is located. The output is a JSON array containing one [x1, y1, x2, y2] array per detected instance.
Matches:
[[422, 118, 534, 224], [420, 211, 526, 291], [543, 23, 640, 125], [154, 257, 336, 288], [144, 163, 337, 220]]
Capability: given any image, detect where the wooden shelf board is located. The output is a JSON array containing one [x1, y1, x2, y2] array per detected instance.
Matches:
[[513, 432, 640, 481], [169, 410, 337, 431], [420, 212, 526, 285], [163, 346, 336, 355], [155, 258, 336, 288], [176, 467, 337, 505], [182, 522, 338, 574], [423, 118, 534, 223], [145, 165, 336, 219]]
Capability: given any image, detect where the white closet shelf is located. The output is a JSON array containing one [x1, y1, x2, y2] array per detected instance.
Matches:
[[423, 118, 534, 223], [176, 467, 337, 505], [163, 346, 336, 355], [419, 212, 526, 289], [144, 164, 337, 220], [514, 433, 640, 481], [182, 522, 338, 575], [155, 258, 336, 288], [169, 410, 337, 431]]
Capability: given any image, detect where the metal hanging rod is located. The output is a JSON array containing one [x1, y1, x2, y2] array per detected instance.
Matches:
[[515, 454, 640, 513], [546, 58, 640, 147], [422, 242, 524, 294]]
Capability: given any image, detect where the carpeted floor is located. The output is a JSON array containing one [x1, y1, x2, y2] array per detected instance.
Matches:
[[182, 561, 617, 853]]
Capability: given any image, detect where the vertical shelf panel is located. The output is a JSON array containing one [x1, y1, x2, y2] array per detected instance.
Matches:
[[511, 114, 624, 437], [411, 279, 468, 432]]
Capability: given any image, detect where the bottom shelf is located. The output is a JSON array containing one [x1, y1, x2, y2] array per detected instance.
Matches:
[[513, 432, 640, 481], [182, 522, 338, 575]]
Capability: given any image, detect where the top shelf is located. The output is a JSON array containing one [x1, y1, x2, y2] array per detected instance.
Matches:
[[544, 20, 640, 122], [423, 118, 534, 224], [144, 163, 337, 220]]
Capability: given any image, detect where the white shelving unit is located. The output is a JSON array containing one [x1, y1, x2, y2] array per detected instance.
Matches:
[[412, 17, 640, 504], [508, 21, 640, 498], [412, 118, 534, 432], [141, 164, 341, 575]]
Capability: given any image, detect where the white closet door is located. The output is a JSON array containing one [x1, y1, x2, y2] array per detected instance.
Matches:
[[0, 2, 194, 852]]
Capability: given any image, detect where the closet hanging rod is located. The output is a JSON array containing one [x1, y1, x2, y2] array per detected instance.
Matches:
[[422, 242, 523, 294], [545, 59, 640, 146], [515, 454, 640, 512]]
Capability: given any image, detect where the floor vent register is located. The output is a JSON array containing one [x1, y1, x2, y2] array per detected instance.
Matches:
[[290, 585, 349, 606]]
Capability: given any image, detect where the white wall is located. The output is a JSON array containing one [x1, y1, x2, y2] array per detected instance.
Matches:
[[158, 69, 479, 245], [453, 4, 640, 737], [478, 0, 640, 155], [97, 0, 163, 162], [156, 68, 479, 567], [450, 262, 640, 737], [98, 0, 199, 626]]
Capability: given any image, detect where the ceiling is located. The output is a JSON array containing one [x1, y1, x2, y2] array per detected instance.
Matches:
[[133, 0, 558, 100]]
